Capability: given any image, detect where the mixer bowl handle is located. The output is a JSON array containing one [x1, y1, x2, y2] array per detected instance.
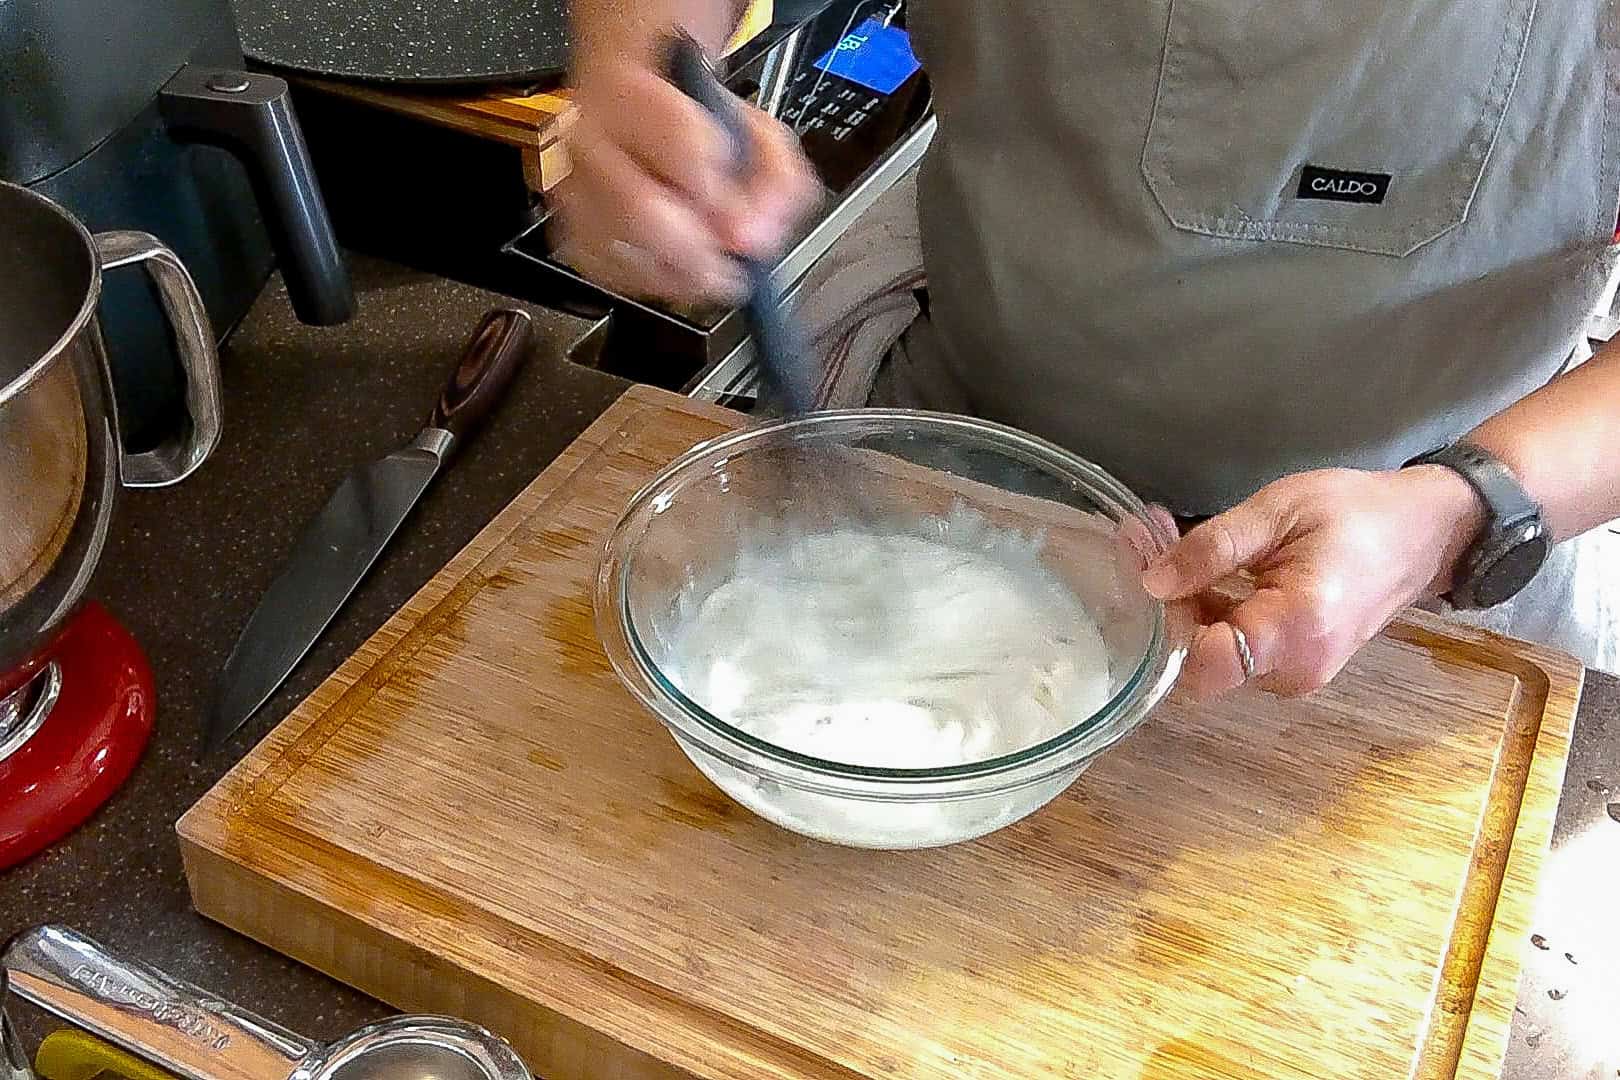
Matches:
[[93, 232, 224, 488]]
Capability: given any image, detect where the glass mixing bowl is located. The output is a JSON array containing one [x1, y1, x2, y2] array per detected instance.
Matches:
[[595, 410, 1186, 849]]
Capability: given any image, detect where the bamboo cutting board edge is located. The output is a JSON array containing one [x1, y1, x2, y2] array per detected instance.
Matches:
[[1379, 621, 1579, 1079], [1444, 630, 1579, 1080], [180, 386, 1583, 1080], [178, 834, 845, 1080]]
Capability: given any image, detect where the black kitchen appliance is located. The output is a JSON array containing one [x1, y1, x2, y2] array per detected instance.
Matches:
[[1, 0, 352, 450]]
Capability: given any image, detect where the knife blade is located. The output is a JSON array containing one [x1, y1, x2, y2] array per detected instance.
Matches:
[[203, 308, 533, 756]]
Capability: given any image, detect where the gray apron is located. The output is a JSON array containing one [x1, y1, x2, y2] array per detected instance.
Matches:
[[903, 0, 1620, 517]]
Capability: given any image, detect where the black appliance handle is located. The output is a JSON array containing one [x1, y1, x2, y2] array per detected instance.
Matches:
[[159, 64, 354, 326]]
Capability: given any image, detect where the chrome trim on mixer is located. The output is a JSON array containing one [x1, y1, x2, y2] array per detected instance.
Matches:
[[0, 663, 62, 765]]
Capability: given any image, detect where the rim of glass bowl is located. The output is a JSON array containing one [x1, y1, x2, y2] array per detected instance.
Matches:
[[595, 409, 1182, 788]]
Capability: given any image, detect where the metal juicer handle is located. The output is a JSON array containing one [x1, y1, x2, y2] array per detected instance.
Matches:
[[2, 926, 317, 1080]]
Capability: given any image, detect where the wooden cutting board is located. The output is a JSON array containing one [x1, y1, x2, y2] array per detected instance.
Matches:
[[179, 385, 1581, 1080]]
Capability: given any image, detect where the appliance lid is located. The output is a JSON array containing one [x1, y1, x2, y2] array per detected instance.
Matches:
[[233, 0, 570, 85]]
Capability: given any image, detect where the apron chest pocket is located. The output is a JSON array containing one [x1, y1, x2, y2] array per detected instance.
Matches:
[[1141, 0, 1538, 257]]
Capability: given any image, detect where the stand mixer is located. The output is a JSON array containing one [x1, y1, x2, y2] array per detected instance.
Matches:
[[0, 179, 223, 869]]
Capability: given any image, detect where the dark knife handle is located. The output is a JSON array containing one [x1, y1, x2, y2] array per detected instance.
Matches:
[[429, 309, 534, 443], [662, 32, 814, 414]]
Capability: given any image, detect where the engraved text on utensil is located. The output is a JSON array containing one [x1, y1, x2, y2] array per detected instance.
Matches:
[[69, 966, 232, 1050]]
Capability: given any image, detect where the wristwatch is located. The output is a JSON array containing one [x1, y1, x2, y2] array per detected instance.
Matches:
[[1411, 442, 1550, 609]]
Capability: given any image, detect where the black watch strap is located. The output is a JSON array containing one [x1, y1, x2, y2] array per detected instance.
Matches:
[[1413, 443, 1539, 527], [1412, 441, 1547, 609]]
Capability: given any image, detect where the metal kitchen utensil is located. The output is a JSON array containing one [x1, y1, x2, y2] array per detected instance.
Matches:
[[204, 308, 533, 755], [664, 32, 817, 416], [3, 926, 532, 1080], [2, 970, 37, 1080]]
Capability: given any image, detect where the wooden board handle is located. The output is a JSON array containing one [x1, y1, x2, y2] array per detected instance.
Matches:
[[428, 309, 533, 444], [3, 926, 315, 1080]]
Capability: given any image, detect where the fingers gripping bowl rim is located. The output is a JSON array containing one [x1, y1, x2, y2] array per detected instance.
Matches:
[[594, 409, 1188, 847]]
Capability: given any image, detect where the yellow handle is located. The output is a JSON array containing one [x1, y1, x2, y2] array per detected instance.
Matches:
[[34, 1030, 177, 1080]]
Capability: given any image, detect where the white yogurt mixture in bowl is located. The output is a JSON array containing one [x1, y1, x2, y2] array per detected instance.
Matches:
[[596, 411, 1186, 849], [663, 513, 1115, 770]]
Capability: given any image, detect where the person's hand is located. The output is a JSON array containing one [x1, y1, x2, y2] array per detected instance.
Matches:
[[552, 50, 820, 306], [1140, 466, 1486, 699]]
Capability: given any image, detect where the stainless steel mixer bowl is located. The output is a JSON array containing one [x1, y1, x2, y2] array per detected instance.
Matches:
[[0, 180, 222, 684]]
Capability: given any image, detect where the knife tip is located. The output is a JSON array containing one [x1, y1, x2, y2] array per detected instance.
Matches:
[[198, 701, 242, 764]]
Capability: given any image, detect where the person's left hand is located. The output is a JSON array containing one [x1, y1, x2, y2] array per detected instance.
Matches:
[[1140, 466, 1487, 699]]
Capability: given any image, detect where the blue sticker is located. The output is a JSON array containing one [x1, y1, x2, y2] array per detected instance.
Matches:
[[813, 17, 920, 96]]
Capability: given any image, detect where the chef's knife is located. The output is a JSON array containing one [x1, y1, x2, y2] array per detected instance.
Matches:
[[203, 308, 533, 756], [663, 32, 816, 415]]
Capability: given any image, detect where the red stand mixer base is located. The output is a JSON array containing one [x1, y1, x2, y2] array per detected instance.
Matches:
[[0, 602, 154, 870]]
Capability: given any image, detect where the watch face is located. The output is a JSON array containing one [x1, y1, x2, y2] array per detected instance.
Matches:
[[1474, 529, 1551, 608]]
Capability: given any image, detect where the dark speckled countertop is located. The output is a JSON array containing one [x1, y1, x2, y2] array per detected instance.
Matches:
[[1, 256, 1616, 1078], [3, 255, 624, 1044]]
